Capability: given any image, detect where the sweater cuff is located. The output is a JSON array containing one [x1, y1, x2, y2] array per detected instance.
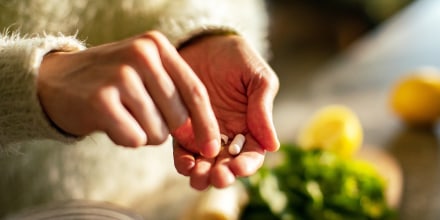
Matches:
[[154, 1, 270, 59], [0, 34, 85, 152], [175, 27, 238, 50], [158, 21, 239, 49]]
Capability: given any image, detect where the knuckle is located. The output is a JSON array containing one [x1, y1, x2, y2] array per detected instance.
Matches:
[[128, 38, 154, 56], [122, 37, 157, 60], [255, 69, 280, 95], [124, 134, 146, 147], [143, 30, 175, 52], [125, 39, 161, 70], [144, 30, 167, 43], [88, 87, 113, 111], [269, 72, 280, 92], [88, 87, 120, 125], [261, 67, 280, 91], [188, 84, 209, 105], [146, 127, 170, 146], [110, 132, 145, 148], [262, 75, 276, 90], [114, 65, 138, 87]]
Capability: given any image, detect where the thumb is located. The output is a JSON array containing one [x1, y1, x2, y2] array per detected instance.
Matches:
[[171, 118, 198, 153], [247, 73, 280, 152], [171, 118, 220, 157]]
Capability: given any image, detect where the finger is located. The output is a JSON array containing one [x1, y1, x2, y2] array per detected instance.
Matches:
[[98, 88, 147, 147], [146, 31, 220, 158], [171, 118, 199, 153], [173, 139, 196, 176], [190, 156, 215, 190], [132, 39, 189, 132], [227, 135, 266, 177], [116, 66, 171, 145], [210, 148, 236, 188], [247, 68, 280, 152], [211, 165, 236, 189]]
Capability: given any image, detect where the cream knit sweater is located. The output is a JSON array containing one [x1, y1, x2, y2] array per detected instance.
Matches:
[[0, 0, 269, 219]]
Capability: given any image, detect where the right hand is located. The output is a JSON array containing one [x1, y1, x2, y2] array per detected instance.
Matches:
[[37, 31, 221, 157]]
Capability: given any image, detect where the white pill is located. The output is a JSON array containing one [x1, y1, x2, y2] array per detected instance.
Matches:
[[220, 134, 229, 146], [228, 134, 245, 155]]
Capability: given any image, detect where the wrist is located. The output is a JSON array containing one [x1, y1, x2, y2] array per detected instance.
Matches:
[[178, 30, 238, 51]]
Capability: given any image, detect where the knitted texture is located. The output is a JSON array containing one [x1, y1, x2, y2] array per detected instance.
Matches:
[[0, 0, 269, 55], [0, 34, 85, 153], [156, 0, 270, 58]]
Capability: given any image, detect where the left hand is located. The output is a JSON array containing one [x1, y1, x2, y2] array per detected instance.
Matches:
[[172, 34, 280, 190]]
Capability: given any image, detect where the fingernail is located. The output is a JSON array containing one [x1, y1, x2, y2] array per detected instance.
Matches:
[[201, 139, 220, 158]]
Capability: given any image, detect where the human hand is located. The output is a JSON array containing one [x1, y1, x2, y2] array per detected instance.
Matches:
[[173, 35, 280, 190], [38, 31, 221, 156]]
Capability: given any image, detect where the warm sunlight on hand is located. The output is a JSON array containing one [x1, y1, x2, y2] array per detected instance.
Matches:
[[172, 35, 280, 190]]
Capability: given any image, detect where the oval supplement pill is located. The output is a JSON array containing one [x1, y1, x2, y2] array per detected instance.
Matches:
[[228, 134, 245, 155]]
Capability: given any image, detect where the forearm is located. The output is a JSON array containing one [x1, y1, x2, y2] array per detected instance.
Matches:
[[0, 34, 85, 151]]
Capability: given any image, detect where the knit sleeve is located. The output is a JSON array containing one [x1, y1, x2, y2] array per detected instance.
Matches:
[[0, 34, 85, 153], [154, 0, 270, 59]]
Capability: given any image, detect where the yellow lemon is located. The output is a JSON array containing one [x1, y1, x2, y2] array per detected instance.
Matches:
[[390, 67, 440, 125], [297, 105, 363, 158]]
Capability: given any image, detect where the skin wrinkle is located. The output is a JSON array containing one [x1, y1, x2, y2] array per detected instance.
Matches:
[[191, 36, 248, 108], [210, 78, 247, 129], [180, 37, 251, 137], [200, 66, 247, 127]]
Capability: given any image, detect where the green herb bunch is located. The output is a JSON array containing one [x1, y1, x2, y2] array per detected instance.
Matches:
[[241, 144, 395, 220]]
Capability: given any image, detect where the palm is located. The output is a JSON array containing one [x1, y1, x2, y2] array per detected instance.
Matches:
[[201, 63, 248, 135], [175, 35, 279, 190]]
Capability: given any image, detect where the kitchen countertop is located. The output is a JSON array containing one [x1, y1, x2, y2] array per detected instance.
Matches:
[[272, 0, 440, 219]]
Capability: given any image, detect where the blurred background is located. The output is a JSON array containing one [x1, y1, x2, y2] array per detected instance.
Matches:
[[265, 0, 413, 99], [264, 0, 440, 219]]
